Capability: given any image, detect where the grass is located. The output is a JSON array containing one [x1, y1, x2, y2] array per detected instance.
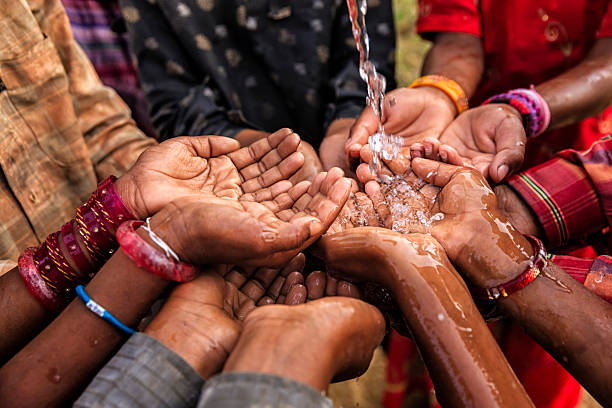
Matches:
[[392, 0, 430, 86]]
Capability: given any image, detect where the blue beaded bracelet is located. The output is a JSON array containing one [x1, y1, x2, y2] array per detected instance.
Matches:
[[75, 285, 136, 335]]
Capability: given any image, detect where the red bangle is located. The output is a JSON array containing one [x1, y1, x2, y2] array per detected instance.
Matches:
[[20, 248, 67, 313], [116, 220, 198, 282], [471, 235, 547, 300], [61, 221, 94, 277], [97, 176, 136, 228]]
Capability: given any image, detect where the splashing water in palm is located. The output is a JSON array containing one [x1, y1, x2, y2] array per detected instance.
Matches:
[[346, 0, 402, 175]]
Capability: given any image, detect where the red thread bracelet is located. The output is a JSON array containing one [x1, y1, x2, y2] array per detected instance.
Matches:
[[471, 235, 547, 300], [116, 220, 198, 282]]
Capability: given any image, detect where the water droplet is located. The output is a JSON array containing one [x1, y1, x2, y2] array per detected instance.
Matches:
[[437, 313, 445, 321], [47, 368, 62, 384]]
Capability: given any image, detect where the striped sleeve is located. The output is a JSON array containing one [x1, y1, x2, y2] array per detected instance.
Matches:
[[507, 135, 612, 249]]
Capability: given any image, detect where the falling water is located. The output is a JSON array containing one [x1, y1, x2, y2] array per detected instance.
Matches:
[[346, 0, 402, 174]]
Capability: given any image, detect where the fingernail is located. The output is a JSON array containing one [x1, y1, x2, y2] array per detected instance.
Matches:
[[498, 165, 509, 180], [440, 151, 448, 162]]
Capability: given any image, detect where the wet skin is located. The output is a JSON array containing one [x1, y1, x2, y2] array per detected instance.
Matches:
[[320, 228, 532, 408], [0, 131, 352, 406], [379, 158, 612, 406]]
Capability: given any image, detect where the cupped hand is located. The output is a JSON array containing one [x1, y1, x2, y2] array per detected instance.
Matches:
[[345, 86, 457, 169], [149, 168, 352, 267], [410, 104, 526, 183], [144, 254, 308, 378], [116, 128, 304, 219]]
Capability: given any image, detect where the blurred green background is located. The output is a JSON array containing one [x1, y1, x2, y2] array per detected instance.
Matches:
[[392, 0, 430, 86]]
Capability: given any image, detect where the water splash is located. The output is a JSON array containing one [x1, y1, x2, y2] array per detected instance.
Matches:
[[346, 0, 401, 175]]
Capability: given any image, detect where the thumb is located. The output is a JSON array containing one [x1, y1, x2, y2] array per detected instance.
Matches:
[[489, 117, 526, 183]]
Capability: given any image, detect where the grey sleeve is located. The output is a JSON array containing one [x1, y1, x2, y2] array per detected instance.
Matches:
[[197, 372, 333, 408], [74, 333, 204, 408]]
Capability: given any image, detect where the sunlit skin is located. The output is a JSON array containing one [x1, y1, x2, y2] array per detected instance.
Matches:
[[361, 155, 612, 405], [0, 130, 353, 407]]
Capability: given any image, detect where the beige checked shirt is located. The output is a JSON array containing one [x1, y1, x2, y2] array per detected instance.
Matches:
[[0, 0, 155, 273]]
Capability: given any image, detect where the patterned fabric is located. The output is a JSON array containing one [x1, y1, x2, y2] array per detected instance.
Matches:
[[0, 0, 155, 263], [60, 0, 157, 139], [417, 0, 612, 168], [509, 135, 612, 300], [118, 0, 396, 146]]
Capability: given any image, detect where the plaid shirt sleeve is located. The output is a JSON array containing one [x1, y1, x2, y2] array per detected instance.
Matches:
[[507, 135, 612, 249], [552, 255, 612, 304]]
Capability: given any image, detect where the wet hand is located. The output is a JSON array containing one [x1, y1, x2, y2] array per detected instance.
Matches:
[[115, 128, 304, 219], [345, 86, 457, 169], [410, 105, 526, 183]]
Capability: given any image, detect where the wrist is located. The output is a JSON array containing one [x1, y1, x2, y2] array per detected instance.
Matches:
[[494, 184, 543, 237], [114, 174, 148, 220], [409, 74, 469, 116]]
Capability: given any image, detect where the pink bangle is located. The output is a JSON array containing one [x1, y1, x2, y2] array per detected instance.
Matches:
[[46, 231, 85, 285], [20, 248, 66, 313], [116, 220, 198, 282], [61, 221, 94, 277], [97, 176, 136, 229]]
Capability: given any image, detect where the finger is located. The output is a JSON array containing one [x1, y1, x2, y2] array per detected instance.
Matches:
[[359, 144, 374, 164], [346, 106, 378, 153], [227, 128, 295, 169], [180, 135, 241, 158], [267, 276, 285, 300], [241, 151, 305, 192], [282, 271, 304, 295], [411, 158, 465, 187], [384, 148, 412, 176], [306, 270, 326, 300], [280, 253, 306, 276], [422, 137, 441, 160], [240, 180, 292, 203], [240, 266, 281, 300], [325, 274, 338, 296], [337, 280, 361, 298], [285, 284, 307, 305], [257, 296, 275, 306], [353, 192, 379, 226], [305, 177, 352, 232], [263, 181, 311, 213], [410, 143, 425, 158], [364, 181, 392, 228], [439, 145, 465, 166], [489, 120, 526, 183], [225, 266, 251, 288]]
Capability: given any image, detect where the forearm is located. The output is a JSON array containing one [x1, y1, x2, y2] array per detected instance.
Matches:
[[234, 129, 269, 147], [0, 249, 168, 406], [536, 38, 612, 130], [499, 261, 612, 405], [0, 269, 53, 364], [388, 252, 531, 407], [422, 33, 484, 99]]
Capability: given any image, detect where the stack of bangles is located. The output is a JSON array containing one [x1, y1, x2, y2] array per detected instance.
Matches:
[[470, 235, 548, 301], [482, 86, 551, 138]]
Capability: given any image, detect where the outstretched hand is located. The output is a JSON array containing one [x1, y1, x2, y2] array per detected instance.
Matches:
[[345, 87, 457, 170], [116, 128, 304, 219], [409, 105, 526, 183], [149, 168, 352, 267]]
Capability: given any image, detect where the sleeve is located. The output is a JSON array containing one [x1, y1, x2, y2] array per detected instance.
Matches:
[[197, 372, 333, 408], [0, 260, 16, 277], [416, 0, 482, 38], [596, 0, 612, 37], [507, 135, 612, 249], [327, 0, 396, 124], [46, 0, 155, 179], [552, 255, 612, 304], [74, 333, 204, 408], [119, 0, 246, 141]]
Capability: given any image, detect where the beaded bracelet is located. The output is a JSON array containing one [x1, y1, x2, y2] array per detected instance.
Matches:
[[18, 176, 137, 313], [75, 285, 136, 335], [116, 219, 198, 282], [409, 74, 469, 115], [471, 235, 547, 300], [482, 87, 551, 138]]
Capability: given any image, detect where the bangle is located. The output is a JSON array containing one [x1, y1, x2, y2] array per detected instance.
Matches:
[[61, 221, 94, 277], [19, 248, 67, 313], [482, 87, 551, 138], [75, 285, 136, 335], [409, 74, 469, 114], [116, 220, 198, 282], [471, 235, 547, 300]]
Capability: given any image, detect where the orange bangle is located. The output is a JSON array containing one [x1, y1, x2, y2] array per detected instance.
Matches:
[[409, 75, 469, 114]]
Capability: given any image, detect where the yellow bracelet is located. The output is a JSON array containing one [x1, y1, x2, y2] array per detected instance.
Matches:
[[409, 75, 469, 115]]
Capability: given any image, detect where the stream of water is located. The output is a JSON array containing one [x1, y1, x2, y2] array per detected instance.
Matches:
[[346, 0, 402, 175]]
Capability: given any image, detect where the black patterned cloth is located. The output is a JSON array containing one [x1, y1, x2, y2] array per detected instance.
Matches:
[[119, 0, 395, 146]]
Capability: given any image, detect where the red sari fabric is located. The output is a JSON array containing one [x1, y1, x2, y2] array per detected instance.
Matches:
[[383, 2, 612, 407]]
